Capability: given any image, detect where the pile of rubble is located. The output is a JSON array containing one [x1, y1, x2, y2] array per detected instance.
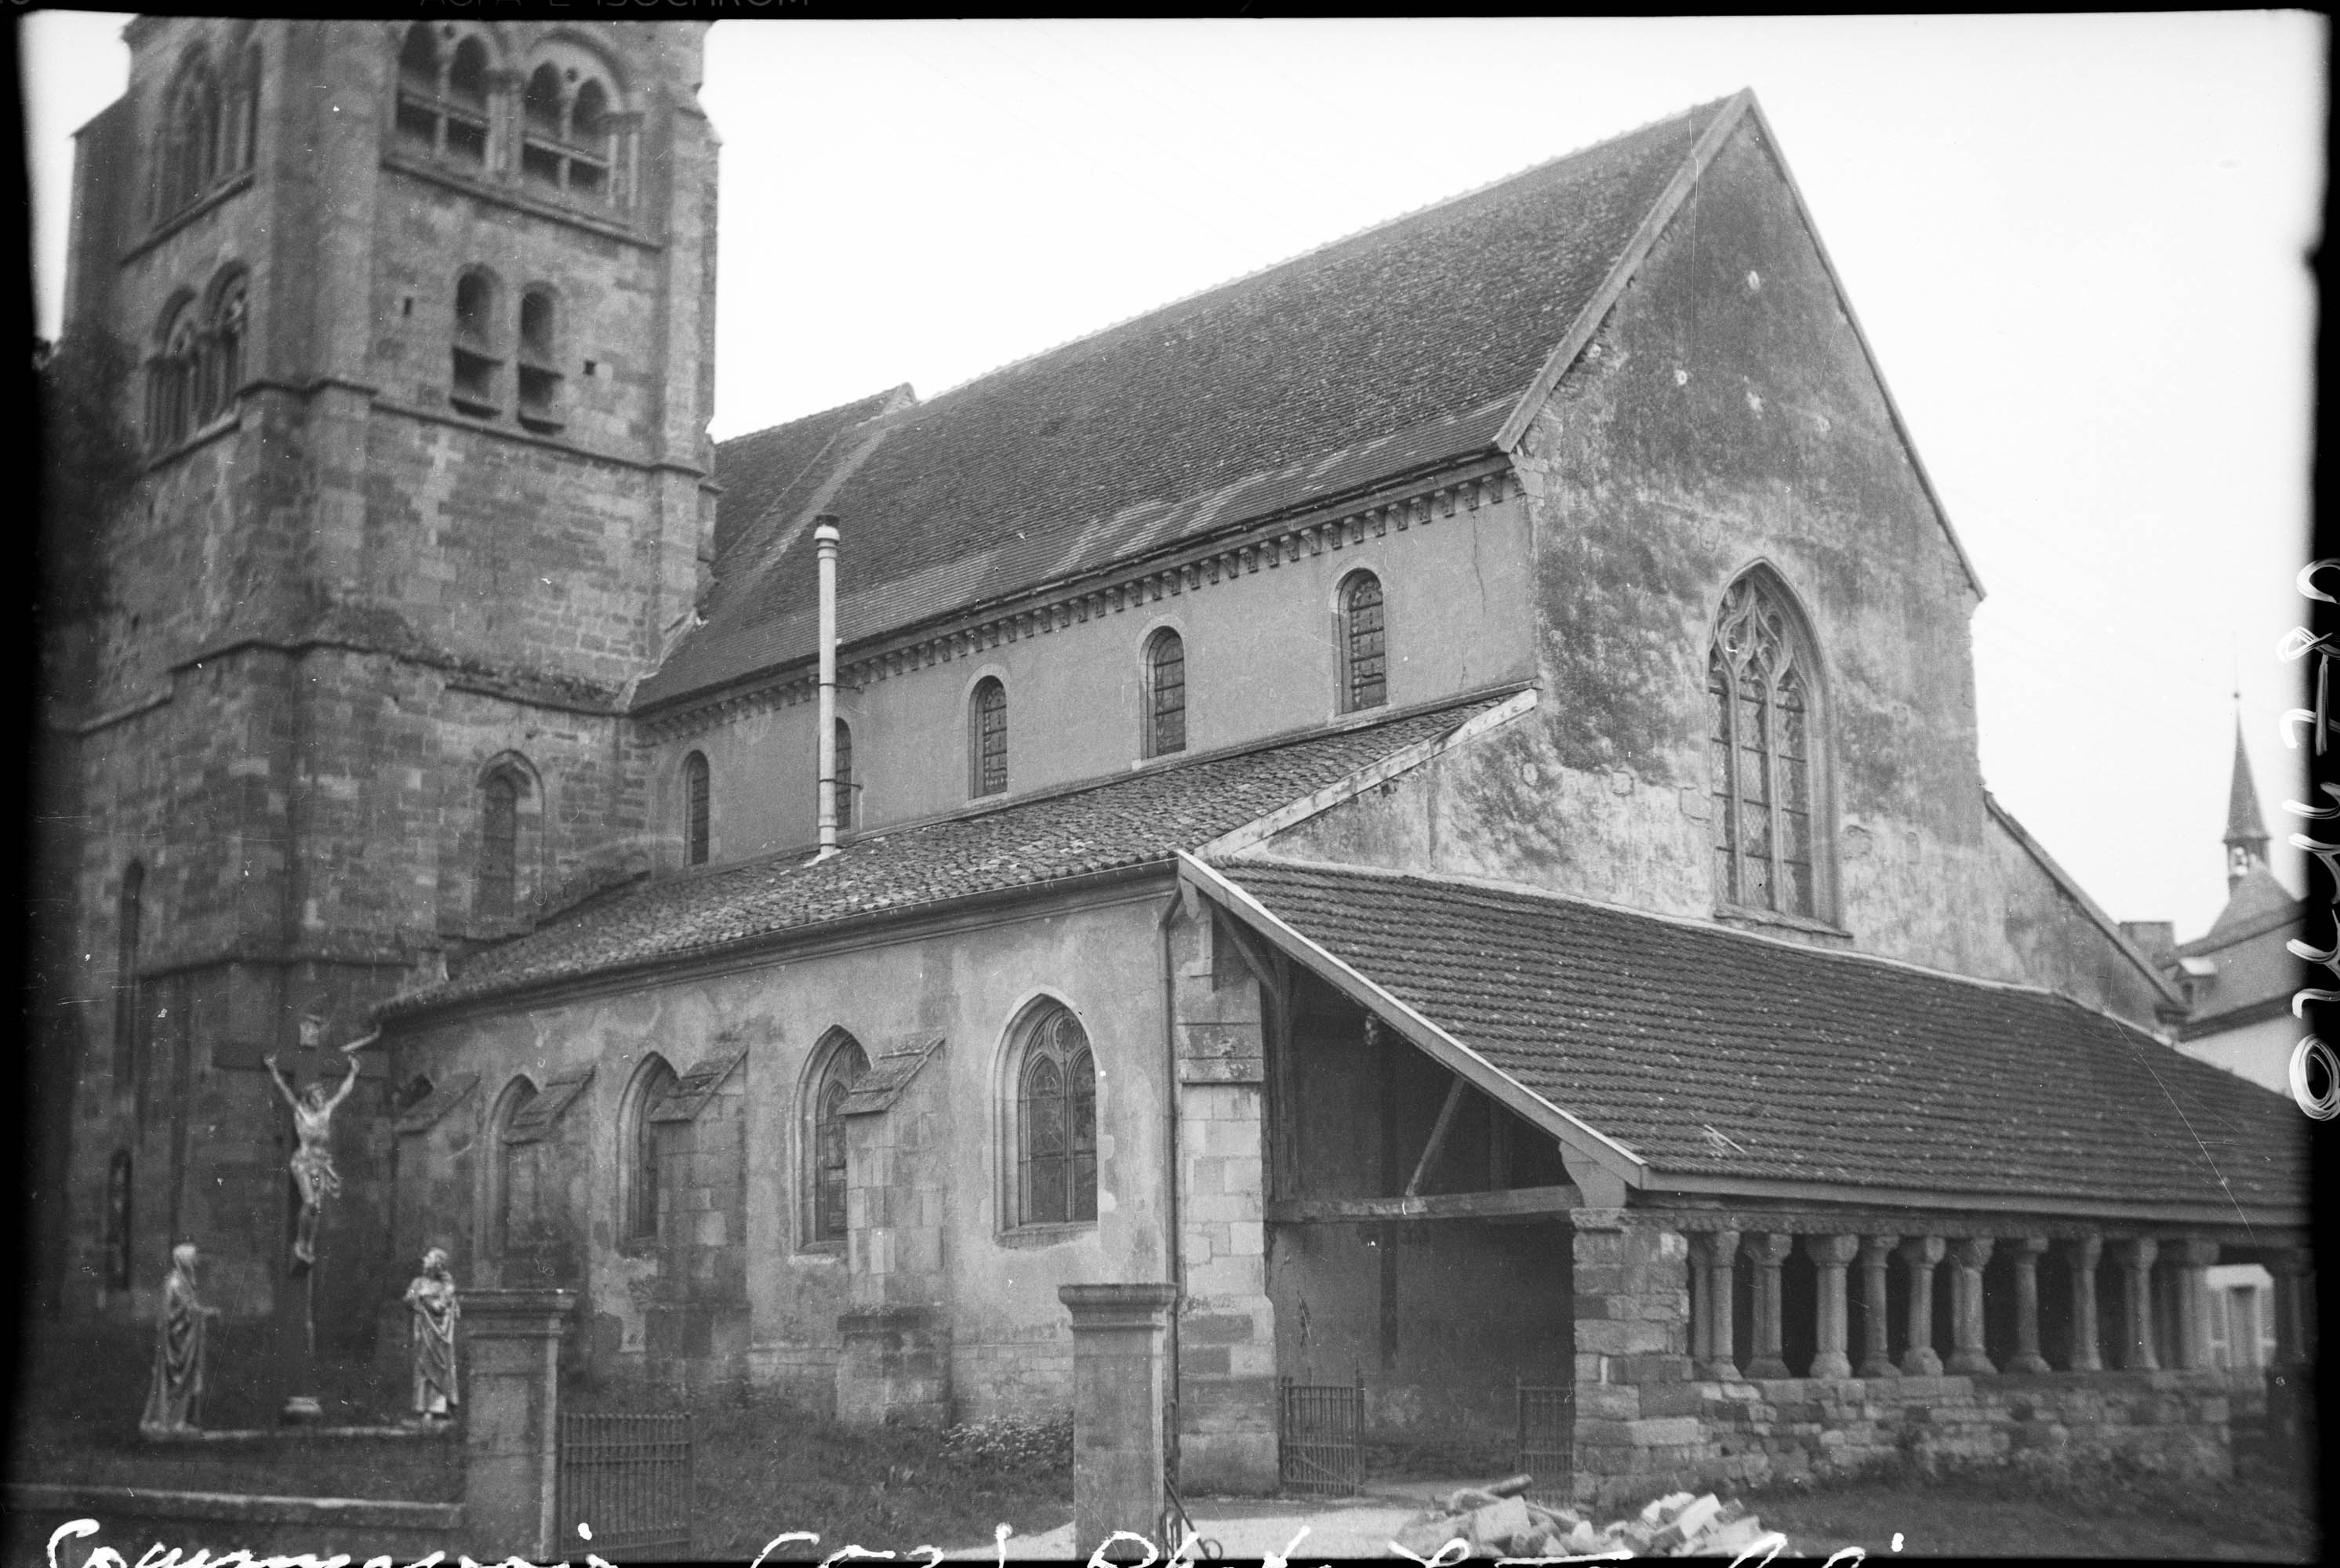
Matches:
[[1393, 1477, 1786, 1559]]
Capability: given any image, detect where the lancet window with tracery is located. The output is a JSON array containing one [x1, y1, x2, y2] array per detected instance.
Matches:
[[1707, 574, 1821, 919]]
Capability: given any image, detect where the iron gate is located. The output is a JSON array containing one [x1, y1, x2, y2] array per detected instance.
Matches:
[[557, 1412, 694, 1559], [1515, 1380, 1574, 1507], [1277, 1373, 1363, 1496]]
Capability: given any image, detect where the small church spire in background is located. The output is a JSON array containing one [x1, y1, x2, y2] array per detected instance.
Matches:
[[2225, 710, 2271, 891]]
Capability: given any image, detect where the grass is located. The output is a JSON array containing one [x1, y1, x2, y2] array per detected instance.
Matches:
[[5, 1318, 460, 1502], [561, 1384, 1071, 1561], [1739, 1460, 2320, 1561]]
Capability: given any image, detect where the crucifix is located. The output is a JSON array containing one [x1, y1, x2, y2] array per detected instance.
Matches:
[[265, 1003, 378, 1423]]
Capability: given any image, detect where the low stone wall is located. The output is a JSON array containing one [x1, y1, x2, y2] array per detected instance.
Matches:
[[1637, 1369, 2249, 1493], [4, 1483, 462, 1568]]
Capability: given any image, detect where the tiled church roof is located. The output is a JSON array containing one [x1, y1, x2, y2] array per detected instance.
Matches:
[[380, 693, 1509, 1018], [1211, 858, 2310, 1218], [707, 387, 914, 564], [638, 98, 1733, 710]]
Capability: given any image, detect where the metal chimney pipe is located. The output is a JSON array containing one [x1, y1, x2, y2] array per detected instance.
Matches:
[[814, 514, 841, 860]]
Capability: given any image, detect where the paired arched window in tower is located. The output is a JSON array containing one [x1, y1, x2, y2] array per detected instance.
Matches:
[[806, 1031, 868, 1245], [521, 60, 616, 201], [157, 56, 222, 218], [151, 42, 260, 225], [969, 678, 1008, 799], [395, 24, 490, 167], [147, 273, 251, 451], [114, 862, 144, 1092], [1339, 571, 1387, 713], [682, 751, 710, 866], [1144, 628, 1187, 757], [1707, 570, 1826, 920], [1010, 1004, 1097, 1228], [623, 1054, 679, 1248]]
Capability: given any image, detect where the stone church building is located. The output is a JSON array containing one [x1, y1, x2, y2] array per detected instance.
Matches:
[[35, 18, 2312, 1503]]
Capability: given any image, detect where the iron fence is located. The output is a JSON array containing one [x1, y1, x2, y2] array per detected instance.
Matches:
[[1515, 1380, 1574, 1508], [557, 1411, 693, 1560], [1277, 1373, 1363, 1497]]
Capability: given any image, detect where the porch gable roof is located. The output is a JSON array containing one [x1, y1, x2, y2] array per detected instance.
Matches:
[[1194, 856, 2309, 1224]]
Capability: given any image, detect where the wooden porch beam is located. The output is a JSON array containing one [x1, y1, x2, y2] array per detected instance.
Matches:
[[1403, 1076, 1469, 1199], [1265, 1184, 1583, 1225]]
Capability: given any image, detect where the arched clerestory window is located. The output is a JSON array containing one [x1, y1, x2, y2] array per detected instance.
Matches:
[[622, 1054, 679, 1249], [516, 287, 562, 431], [969, 677, 1008, 799], [805, 1031, 869, 1246], [1144, 628, 1186, 758], [1008, 1004, 1097, 1229], [832, 719, 855, 832], [1707, 571, 1826, 920], [682, 751, 710, 866], [1339, 571, 1387, 713]]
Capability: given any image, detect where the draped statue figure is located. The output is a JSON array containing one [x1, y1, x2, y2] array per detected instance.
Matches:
[[140, 1243, 220, 1436], [264, 1050, 360, 1270], [404, 1247, 461, 1421]]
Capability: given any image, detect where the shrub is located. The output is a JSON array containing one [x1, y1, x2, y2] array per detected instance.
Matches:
[[939, 1413, 1073, 1475]]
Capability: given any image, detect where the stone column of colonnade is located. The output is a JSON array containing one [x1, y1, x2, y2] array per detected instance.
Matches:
[[1674, 1225, 2241, 1385]]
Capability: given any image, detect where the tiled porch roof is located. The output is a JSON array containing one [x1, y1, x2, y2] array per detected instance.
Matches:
[[378, 693, 1510, 1019], [1205, 858, 2309, 1219]]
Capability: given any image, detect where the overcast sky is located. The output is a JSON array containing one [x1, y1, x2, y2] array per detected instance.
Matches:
[[21, 13, 2326, 944]]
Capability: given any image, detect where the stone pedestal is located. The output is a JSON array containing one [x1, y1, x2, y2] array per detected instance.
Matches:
[[837, 1305, 951, 1428], [1062, 1283, 1178, 1564], [460, 1288, 575, 1563]]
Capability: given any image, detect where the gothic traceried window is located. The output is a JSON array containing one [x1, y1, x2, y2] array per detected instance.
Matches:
[[1014, 1006, 1097, 1228], [809, 1033, 868, 1244], [970, 677, 1008, 798], [519, 54, 619, 203], [1341, 572, 1386, 713], [1146, 628, 1186, 757], [1708, 572, 1822, 919]]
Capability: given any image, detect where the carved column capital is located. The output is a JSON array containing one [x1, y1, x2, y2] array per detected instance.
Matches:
[[2171, 1240, 2221, 1270], [1802, 1233, 1862, 1268], [1691, 1228, 1742, 1265], [1897, 1235, 1946, 1268], [1949, 1236, 1995, 1270], [1742, 1232, 1795, 1267]]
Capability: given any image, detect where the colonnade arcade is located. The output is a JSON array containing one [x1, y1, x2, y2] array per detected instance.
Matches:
[[1676, 1215, 2313, 1384]]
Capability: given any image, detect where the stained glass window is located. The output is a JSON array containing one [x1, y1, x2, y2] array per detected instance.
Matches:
[[812, 1036, 868, 1243], [479, 772, 518, 919], [1147, 630, 1186, 757], [971, 678, 1008, 797]]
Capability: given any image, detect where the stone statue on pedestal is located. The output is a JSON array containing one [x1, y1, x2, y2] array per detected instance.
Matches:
[[140, 1243, 220, 1436], [404, 1248, 461, 1422], [265, 1048, 360, 1271]]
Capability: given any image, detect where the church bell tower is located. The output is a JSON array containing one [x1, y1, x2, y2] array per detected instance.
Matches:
[[40, 18, 718, 1338], [2224, 717, 2272, 893]]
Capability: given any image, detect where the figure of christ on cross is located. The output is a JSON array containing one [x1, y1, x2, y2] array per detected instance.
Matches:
[[264, 1046, 361, 1272]]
